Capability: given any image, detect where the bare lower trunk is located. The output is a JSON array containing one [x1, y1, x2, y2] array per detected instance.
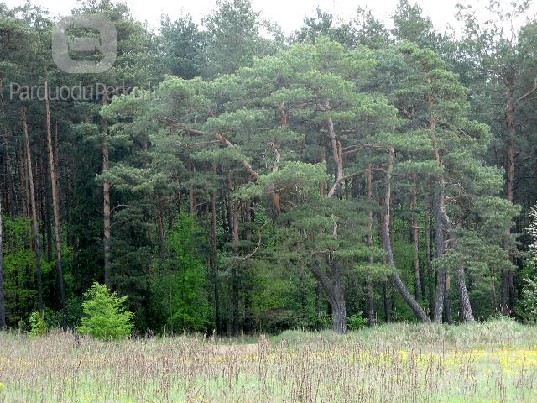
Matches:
[[382, 148, 429, 322], [310, 258, 347, 333], [432, 175, 474, 323], [503, 77, 517, 315], [45, 82, 66, 328], [506, 80, 515, 205], [456, 266, 475, 322], [434, 265, 446, 323], [382, 282, 390, 322], [366, 164, 376, 326], [425, 208, 434, 318], [19, 143, 29, 217], [211, 176, 221, 334], [2, 129, 17, 215], [443, 276, 452, 324], [189, 186, 196, 214], [330, 256, 346, 333], [103, 144, 111, 288], [430, 90, 449, 323], [156, 199, 165, 256], [432, 145, 448, 323], [23, 108, 43, 313], [367, 282, 375, 327], [410, 180, 422, 302], [0, 200, 6, 329], [231, 197, 240, 336], [332, 297, 346, 334], [102, 97, 112, 289]]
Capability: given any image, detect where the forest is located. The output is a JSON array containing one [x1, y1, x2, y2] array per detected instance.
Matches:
[[1, 0, 537, 337]]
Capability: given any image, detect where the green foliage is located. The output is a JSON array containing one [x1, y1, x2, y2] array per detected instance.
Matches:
[[347, 312, 367, 330], [2, 216, 37, 327], [202, 0, 276, 77], [159, 14, 205, 79], [519, 206, 537, 323], [1, 0, 536, 334], [249, 260, 321, 333], [392, 0, 438, 49], [28, 311, 47, 337], [150, 214, 210, 333], [518, 278, 537, 324], [77, 282, 134, 340], [312, 311, 333, 330], [293, 7, 356, 48]]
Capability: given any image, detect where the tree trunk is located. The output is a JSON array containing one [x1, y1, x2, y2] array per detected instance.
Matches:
[[1, 129, 17, 215], [432, 179, 475, 324], [102, 98, 112, 289], [329, 256, 346, 333], [156, 198, 165, 256], [443, 274, 452, 324], [382, 282, 390, 322], [18, 142, 29, 217], [332, 298, 346, 333], [311, 118, 348, 332], [0, 199, 6, 329], [189, 187, 196, 214], [506, 79, 516, 204], [456, 266, 475, 322], [503, 76, 516, 315], [366, 283, 375, 327], [231, 197, 240, 336], [430, 98, 450, 323], [310, 258, 347, 333], [211, 177, 221, 334], [410, 178, 422, 302], [428, 86, 453, 323], [434, 264, 447, 323], [45, 82, 66, 327], [327, 116, 343, 197], [381, 148, 430, 322], [36, 143, 50, 265], [23, 107, 44, 313], [366, 164, 376, 326], [425, 207, 434, 318]]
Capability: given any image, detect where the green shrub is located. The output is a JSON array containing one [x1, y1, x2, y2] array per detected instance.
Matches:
[[309, 311, 332, 331], [77, 282, 134, 340], [519, 277, 537, 324], [150, 214, 210, 333], [28, 311, 47, 336], [347, 312, 367, 331]]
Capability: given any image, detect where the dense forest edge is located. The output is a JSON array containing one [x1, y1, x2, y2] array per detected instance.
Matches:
[[1, 0, 537, 336]]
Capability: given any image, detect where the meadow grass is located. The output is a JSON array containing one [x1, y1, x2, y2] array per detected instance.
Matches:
[[1, 318, 537, 402]]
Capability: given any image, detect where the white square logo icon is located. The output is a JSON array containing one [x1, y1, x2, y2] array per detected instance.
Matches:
[[52, 14, 117, 74]]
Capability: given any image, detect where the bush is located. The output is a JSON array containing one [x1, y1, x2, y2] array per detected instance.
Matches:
[[347, 312, 367, 331], [519, 277, 537, 324], [77, 282, 134, 340], [149, 214, 210, 333], [28, 311, 47, 336]]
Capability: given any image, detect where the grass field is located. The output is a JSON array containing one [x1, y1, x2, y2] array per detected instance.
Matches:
[[1, 318, 537, 402]]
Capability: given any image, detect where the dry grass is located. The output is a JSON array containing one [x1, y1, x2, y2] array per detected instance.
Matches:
[[1, 319, 537, 402]]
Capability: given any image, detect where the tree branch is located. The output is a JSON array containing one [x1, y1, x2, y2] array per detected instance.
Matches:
[[161, 118, 259, 179], [327, 116, 344, 198], [516, 77, 537, 106]]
